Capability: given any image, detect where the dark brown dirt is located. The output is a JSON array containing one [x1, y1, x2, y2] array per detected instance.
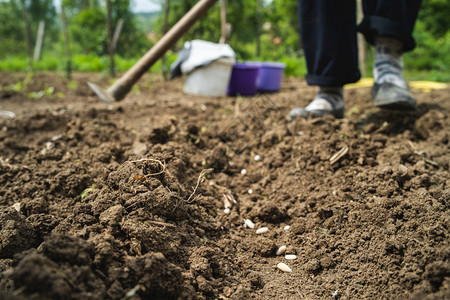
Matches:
[[0, 71, 449, 299]]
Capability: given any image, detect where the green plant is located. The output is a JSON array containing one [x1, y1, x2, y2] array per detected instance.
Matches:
[[27, 87, 54, 99], [68, 80, 77, 90], [405, 21, 450, 73], [280, 56, 307, 77], [80, 184, 98, 202]]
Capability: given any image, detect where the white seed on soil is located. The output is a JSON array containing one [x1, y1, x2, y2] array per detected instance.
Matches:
[[244, 219, 255, 229], [284, 225, 290, 230], [276, 245, 287, 256], [12, 202, 21, 212], [51, 134, 63, 142], [224, 208, 230, 214], [285, 254, 297, 260], [45, 142, 54, 150], [254, 154, 261, 161], [222, 190, 236, 209], [248, 189, 253, 194], [332, 290, 340, 298], [277, 262, 292, 273], [256, 227, 269, 234], [240, 168, 247, 175]]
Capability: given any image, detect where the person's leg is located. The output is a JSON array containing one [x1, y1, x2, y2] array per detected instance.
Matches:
[[373, 36, 406, 89], [299, 0, 360, 86], [288, 0, 359, 119], [359, 0, 423, 51], [359, 0, 423, 110]]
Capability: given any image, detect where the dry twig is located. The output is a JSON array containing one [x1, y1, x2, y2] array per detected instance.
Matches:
[[148, 220, 176, 228], [330, 145, 349, 165], [186, 168, 214, 203], [128, 158, 166, 176]]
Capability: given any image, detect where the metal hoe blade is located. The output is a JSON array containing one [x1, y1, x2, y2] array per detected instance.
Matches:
[[87, 82, 115, 103], [0, 110, 16, 119]]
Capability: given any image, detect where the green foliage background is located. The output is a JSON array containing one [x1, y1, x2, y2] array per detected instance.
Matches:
[[0, 0, 448, 81], [404, 0, 450, 81]]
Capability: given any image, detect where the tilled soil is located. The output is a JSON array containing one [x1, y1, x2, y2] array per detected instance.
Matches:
[[0, 72, 449, 299]]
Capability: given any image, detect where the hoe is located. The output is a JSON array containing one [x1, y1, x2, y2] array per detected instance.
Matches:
[[88, 0, 218, 102]]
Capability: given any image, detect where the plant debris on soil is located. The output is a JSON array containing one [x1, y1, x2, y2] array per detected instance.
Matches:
[[0, 72, 449, 299]]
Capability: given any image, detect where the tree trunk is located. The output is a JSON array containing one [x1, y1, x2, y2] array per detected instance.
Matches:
[[161, 0, 170, 80], [256, 0, 262, 57], [219, 0, 227, 44], [112, 18, 124, 54], [357, 0, 366, 77], [33, 20, 45, 62], [60, 3, 72, 79], [20, 0, 33, 70], [106, 0, 115, 77]]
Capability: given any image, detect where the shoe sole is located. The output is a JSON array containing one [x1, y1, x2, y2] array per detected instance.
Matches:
[[373, 83, 417, 111], [374, 100, 417, 111], [313, 109, 344, 118], [287, 108, 344, 120], [303, 108, 345, 118]]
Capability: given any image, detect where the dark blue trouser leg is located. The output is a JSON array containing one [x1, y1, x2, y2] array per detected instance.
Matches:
[[298, 0, 422, 86], [359, 0, 423, 52], [298, 0, 359, 86]]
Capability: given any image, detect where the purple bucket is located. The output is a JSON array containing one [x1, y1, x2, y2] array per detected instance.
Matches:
[[227, 63, 259, 96], [255, 62, 286, 92]]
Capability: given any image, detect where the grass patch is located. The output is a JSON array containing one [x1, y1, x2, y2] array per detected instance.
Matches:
[[0, 53, 446, 82], [0, 56, 29, 71]]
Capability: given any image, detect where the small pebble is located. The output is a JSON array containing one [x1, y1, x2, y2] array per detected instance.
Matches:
[[398, 164, 408, 174], [276, 245, 287, 256], [285, 254, 297, 260], [244, 219, 255, 229], [277, 262, 292, 273], [248, 189, 253, 194], [12, 203, 21, 212], [224, 208, 230, 214], [256, 227, 269, 234], [240, 168, 247, 175], [284, 225, 290, 230], [254, 154, 261, 161]]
